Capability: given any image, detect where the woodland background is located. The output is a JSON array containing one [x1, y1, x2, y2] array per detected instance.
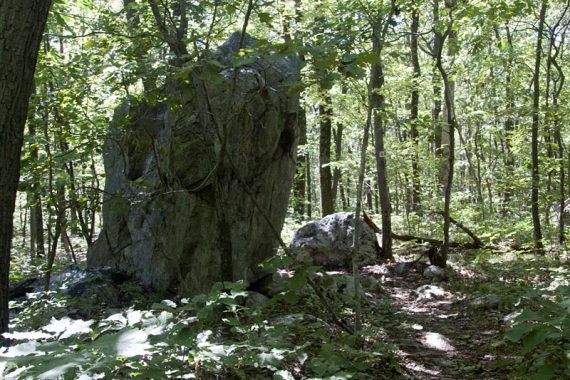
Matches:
[[1, 0, 570, 379]]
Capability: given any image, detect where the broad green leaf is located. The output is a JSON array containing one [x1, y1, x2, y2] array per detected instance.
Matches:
[[531, 362, 559, 380], [506, 323, 536, 342], [522, 327, 549, 354]]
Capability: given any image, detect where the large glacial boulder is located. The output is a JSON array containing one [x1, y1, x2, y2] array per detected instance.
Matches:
[[290, 212, 382, 269], [87, 33, 301, 295]]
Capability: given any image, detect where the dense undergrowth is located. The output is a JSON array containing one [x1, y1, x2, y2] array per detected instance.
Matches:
[[2, 240, 569, 379]]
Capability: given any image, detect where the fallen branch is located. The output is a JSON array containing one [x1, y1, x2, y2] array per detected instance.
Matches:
[[362, 211, 482, 249], [430, 211, 483, 248]]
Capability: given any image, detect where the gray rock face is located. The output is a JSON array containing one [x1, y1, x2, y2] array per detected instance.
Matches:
[[87, 34, 301, 295], [289, 212, 382, 269]]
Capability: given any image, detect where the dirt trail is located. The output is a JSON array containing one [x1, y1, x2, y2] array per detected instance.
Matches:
[[365, 260, 511, 380]]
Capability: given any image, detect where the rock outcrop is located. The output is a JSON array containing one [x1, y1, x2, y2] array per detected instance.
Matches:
[[87, 33, 301, 295], [289, 212, 382, 269]]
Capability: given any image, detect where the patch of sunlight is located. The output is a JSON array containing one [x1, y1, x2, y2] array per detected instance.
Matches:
[[2, 330, 52, 341], [126, 309, 144, 325], [2, 364, 33, 379], [399, 322, 423, 330], [275, 370, 295, 380], [105, 312, 128, 327], [1, 341, 39, 357], [421, 332, 456, 352], [38, 363, 77, 380], [362, 264, 390, 275], [399, 356, 441, 377], [77, 374, 105, 380], [42, 317, 94, 339], [116, 329, 152, 357]]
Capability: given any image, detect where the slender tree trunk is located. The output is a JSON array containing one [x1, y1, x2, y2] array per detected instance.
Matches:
[[44, 185, 65, 290], [147, 0, 189, 60], [432, 0, 457, 268], [544, 37, 553, 228], [370, 2, 396, 260], [332, 86, 347, 209], [28, 119, 46, 259], [531, 0, 548, 251], [351, 68, 378, 332], [550, 29, 567, 244], [497, 25, 517, 213], [319, 94, 335, 216], [307, 152, 313, 219], [432, 0, 444, 187], [293, 111, 308, 217], [409, 8, 421, 213], [0, 0, 52, 336]]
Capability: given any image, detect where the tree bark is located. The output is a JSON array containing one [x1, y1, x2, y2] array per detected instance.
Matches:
[[531, 0, 548, 251], [432, 0, 457, 268], [27, 120, 46, 259], [409, 8, 421, 213], [293, 111, 308, 217], [319, 94, 334, 216], [432, 0, 443, 176], [0, 0, 52, 336], [370, 2, 396, 260], [332, 86, 347, 209]]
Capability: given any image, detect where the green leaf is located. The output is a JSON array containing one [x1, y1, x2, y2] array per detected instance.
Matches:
[[516, 309, 541, 322], [258, 12, 273, 25], [531, 361, 559, 380], [506, 323, 536, 342], [522, 327, 549, 354], [289, 270, 307, 291]]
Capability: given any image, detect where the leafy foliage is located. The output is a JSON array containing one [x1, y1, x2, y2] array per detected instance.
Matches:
[[1, 279, 397, 379], [506, 284, 570, 380]]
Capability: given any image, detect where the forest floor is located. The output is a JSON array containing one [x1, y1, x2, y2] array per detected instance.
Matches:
[[3, 245, 568, 379], [366, 248, 565, 380]]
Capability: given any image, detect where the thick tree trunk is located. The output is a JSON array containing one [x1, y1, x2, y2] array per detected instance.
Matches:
[[319, 94, 334, 217], [531, 0, 547, 251], [0, 0, 52, 335]]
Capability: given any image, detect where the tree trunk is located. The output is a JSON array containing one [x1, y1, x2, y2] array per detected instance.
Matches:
[[495, 25, 517, 213], [332, 86, 346, 209], [293, 110, 308, 217], [319, 94, 334, 216], [28, 119, 46, 259], [432, 0, 443, 180], [0, 0, 52, 336], [370, 2, 396, 260], [531, 0, 547, 251], [350, 74, 376, 333], [432, 0, 457, 268], [409, 8, 421, 213]]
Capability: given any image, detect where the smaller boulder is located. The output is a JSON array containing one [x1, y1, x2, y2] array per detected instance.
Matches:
[[394, 262, 409, 276], [423, 265, 448, 282], [289, 212, 382, 270], [245, 291, 270, 308]]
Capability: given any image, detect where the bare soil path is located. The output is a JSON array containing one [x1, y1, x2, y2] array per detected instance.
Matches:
[[364, 256, 513, 379]]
